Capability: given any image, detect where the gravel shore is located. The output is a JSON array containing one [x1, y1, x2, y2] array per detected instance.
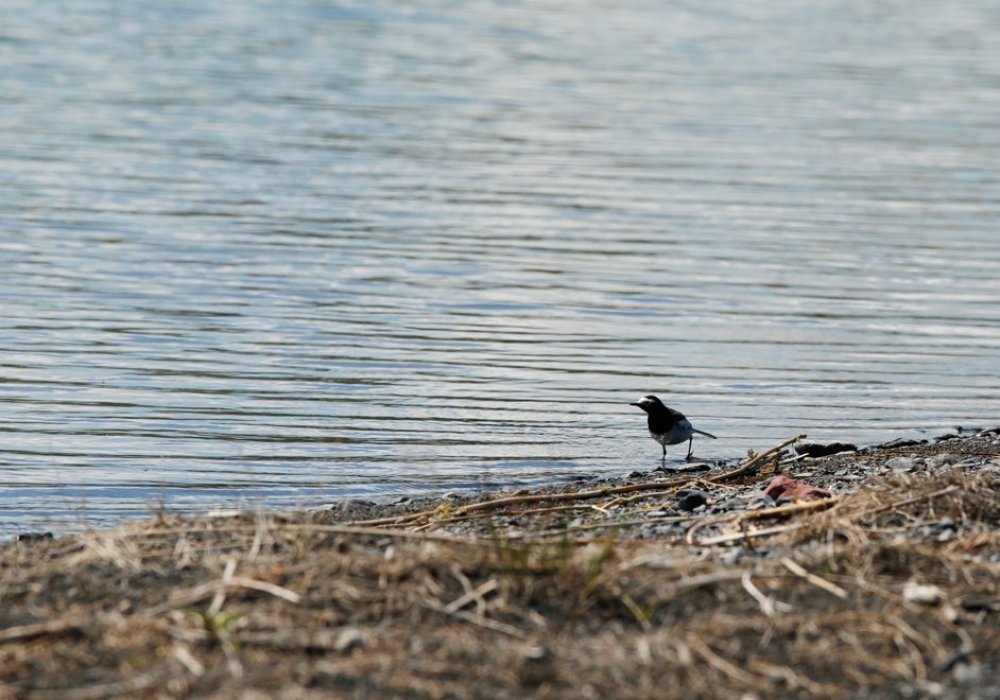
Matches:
[[2, 430, 998, 699]]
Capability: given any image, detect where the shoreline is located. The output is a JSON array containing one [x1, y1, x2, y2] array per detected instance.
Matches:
[[2, 430, 998, 698], [4, 427, 987, 542]]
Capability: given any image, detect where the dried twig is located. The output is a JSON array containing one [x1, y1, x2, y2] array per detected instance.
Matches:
[[741, 571, 793, 616], [691, 521, 811, 547], [780, 557, 849, 599], [142, 573, 301, 618], [742, 497, 840, 521], [0, 617, 82, 644], [442, 579, 498, 614], [27, 671, 164, 700], [687, 635, 770, 690], [854, 485, 960, 519]]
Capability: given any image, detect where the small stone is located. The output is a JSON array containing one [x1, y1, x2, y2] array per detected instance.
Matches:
[[953, 662, 983, 685], [903, 581, 945, 606], [936, 529, 956, 543], [523, 645, 548, 660], [718, 546, 745, 566], [334, 627, 368, 654]]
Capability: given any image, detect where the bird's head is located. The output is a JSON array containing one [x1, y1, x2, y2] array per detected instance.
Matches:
[[629, 395, 664, 412]]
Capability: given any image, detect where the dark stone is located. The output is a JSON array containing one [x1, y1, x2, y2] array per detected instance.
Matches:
[[335, 499, 376, 510], [675, 489, 709, 512], [877, 438, 927, 449], [794, 442, 858, 458], [655, 462, 710, 473], [16, 532, 54, 544]]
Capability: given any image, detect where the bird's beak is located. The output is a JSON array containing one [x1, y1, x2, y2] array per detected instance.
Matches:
[[629, 402, 640, 407]]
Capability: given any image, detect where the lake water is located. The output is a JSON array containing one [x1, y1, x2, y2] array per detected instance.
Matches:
[[2, 0, 999, 535]]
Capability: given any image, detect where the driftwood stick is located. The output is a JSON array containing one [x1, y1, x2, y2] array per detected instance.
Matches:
[[740, 497, 840, 521], [706, 434, 806, 483]]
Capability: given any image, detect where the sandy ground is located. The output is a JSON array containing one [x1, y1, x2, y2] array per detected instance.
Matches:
[[2, 430, 998, 699]]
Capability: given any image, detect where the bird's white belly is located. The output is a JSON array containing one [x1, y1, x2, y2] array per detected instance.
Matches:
[[650, 419, 693, 446]]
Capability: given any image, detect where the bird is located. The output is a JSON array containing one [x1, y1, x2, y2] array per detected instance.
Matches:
[[630, 394, 717, 461]]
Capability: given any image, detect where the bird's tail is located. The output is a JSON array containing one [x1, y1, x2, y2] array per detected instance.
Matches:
[[692, 428, 717, 439]]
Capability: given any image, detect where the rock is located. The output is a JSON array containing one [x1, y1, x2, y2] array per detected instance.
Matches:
[[878, 438, 926, 449], [334, 499, 376, 510], [794, 442, 858, 458], [927, 454, 956, 468], [674, 489, 709, 512], [657, 462, 710, 473], [763, 476, 832, 502], [959, 597, 999, 613], [885, 456, 916, 472], [16, 532, 53, 544]]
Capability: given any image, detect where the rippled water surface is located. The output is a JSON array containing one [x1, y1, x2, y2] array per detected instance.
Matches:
[[2, 0, 999, 533]]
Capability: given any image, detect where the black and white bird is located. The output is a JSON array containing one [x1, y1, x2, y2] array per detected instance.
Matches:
[[630, 395, 717, 460]]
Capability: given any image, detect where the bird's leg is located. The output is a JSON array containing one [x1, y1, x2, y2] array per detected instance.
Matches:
[[661, 444, 667, 466], [686, 437, 693, 461]]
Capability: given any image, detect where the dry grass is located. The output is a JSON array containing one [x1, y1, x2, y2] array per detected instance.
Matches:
[[1, 441, 998, 699]]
